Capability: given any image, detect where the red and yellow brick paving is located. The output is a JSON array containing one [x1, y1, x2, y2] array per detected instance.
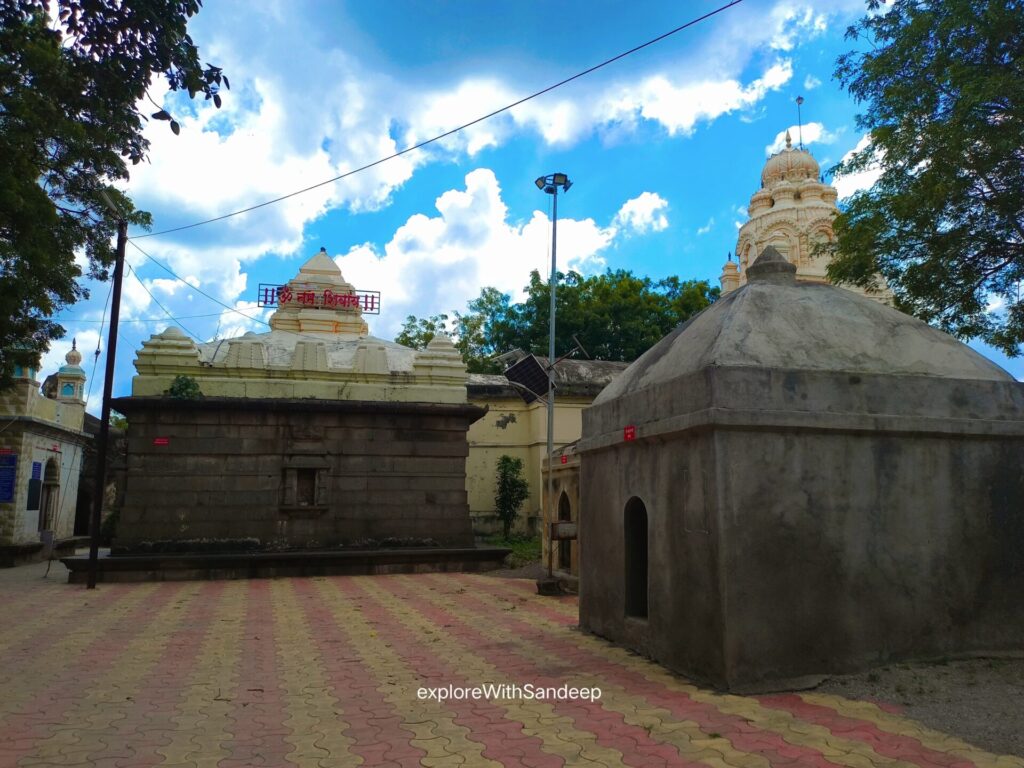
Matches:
[[1, 564, 1021, 768]]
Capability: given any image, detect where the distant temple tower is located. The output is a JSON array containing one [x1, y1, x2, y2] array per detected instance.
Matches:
[[720, 130, 891, 302], [56, 339, 87, 406]]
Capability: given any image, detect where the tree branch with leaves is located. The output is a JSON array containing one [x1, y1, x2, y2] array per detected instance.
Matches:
[[0, 0, 227, 387], [829, 0, 1024, 355]]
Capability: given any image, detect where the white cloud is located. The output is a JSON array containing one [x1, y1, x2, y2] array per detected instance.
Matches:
[[613, 192, 669, 234], [599, 60, 793, 138], [334, 170, 669, 339], [768, 6, 829, 51], [148, 278, 184, 296], [697, 217, 715, 236], [403, 56, 795, 153], [733, 203, 748, 231], [112, 0, 849, 338], [765, 122, 841, 154], [804, 74, 822, 90], [212, 300, 272, 342], [832, 134, 883, 199]]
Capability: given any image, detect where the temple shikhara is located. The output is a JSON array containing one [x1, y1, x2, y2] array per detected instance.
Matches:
[[112, 248, 489, 560], [719, 130, 892, 302]]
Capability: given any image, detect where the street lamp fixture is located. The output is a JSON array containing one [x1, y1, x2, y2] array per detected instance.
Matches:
[[535, 172, 571, 582], [535, 173, 572, 194]]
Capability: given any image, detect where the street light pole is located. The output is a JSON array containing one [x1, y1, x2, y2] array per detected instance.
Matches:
[[534, 173, 571, 580], [87, 216, 127, 589]]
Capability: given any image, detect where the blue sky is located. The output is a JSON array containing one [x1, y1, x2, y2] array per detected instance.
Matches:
[[45, 0, 1024, 409]]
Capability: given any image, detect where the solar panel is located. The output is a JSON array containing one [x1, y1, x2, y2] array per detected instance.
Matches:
[[504, 354, 553, 404]]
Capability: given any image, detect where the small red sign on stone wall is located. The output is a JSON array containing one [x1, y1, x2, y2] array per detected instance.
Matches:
[[560, 455, 568, 464], [153, 437, 170, 446], [624, 425, 636, 441]]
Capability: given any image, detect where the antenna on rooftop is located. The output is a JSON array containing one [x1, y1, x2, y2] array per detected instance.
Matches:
[[796, 95, 805, 149]]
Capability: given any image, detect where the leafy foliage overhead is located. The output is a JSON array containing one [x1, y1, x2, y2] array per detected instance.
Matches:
[[829, 0, 1024, 355], [396, 269, 719, 372], [0, 0, 226, 387]]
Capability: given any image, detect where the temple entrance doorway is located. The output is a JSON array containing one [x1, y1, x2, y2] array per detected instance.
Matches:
[[624, 497, 648, 619]]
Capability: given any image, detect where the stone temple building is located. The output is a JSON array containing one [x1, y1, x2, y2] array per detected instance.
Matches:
[[0, 344, 89, 553], [719, 129, 892, 303], [113, 250, 484, 551], [578, 246, 1024, 692]]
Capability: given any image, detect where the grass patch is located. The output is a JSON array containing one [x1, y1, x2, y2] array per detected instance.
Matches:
[[485, 533, 541, 568]]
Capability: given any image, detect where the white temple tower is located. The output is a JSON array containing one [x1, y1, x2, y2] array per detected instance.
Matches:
[[720, 130, 892, 303]]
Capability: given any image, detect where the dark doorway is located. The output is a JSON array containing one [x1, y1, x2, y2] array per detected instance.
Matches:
[[624, 497, 648, 618], [557, 491, 572, 571], [38, 458, 59, 532], [296, 468, 317, 506]]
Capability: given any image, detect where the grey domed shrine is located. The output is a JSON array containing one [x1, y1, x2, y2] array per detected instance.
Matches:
[[578, 246, 1024, 691], [720, 130, 892, 302]]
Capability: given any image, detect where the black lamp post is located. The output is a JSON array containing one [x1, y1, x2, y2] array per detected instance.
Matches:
[[534, 172, 571, 578]]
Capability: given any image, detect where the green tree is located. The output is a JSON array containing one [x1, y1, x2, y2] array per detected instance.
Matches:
[[0, 1, 227, 387], [395, 269, 718, 368], [395, 313, 451, 350], [829, 0, 1024, 354], [494, 455, 530, 540]]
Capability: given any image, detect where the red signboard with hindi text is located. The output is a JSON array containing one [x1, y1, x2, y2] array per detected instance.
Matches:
[[257, 284, 381, 314]]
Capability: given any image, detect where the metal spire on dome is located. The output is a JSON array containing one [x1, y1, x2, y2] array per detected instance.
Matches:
[[796, 95, 805, 149], [785, 129, 792, 150]]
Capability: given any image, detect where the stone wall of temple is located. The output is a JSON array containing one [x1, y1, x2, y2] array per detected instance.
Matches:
[[113, 397, 483, 550]]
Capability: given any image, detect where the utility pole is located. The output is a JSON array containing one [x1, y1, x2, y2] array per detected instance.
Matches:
[[534, 173, 572, 583], [87, 215, 127, 589]]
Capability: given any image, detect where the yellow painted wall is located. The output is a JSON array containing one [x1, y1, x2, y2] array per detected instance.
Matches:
[[0, 377, 87, 545], [465, 394, 589, 536]]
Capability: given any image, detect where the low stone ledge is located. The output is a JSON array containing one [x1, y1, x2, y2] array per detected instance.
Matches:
[[1, 537, 87, 568], [60, 546, 512, 583]]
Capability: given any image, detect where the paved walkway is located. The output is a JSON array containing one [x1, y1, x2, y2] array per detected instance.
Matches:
[[1, 562, 1021, 768]]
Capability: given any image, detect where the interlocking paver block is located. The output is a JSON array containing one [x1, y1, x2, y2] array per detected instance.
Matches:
[[2, 562, 1022, 768]]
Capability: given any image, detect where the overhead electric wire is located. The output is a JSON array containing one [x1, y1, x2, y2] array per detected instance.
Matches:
[[127, 264, 200, 340], [127, 239, 269, 331], [59, 312, 231, 323], [131, 0, 745, 241]]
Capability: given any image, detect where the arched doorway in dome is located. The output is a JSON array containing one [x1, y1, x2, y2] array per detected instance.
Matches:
[[624, 497, 648, 619], [557, 491, 572, 571]]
